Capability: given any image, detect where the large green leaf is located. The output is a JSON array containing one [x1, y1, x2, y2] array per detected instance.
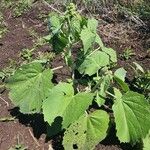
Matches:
[[43, 82, 94, 129], [112, 88, 150, 143], [6, 62, 54, 114], [63, 110, 109, 150], [78, 51, 110, 76]]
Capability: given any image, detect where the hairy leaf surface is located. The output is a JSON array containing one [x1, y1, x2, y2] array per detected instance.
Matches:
[[7, 62, 54, 114], [43, 82, 94, 129], [78, 51, 110, 76], [112, 88, 150, 143]]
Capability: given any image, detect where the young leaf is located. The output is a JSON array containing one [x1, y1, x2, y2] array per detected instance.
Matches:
[[95, 34, 104, 48], [87, 18, 98, 33], [95, 74, 112, 106], [101, 47, 117, 63], [51, 33, 68, 54], [133, 62, 144, 73], [63, 110, 109, 150], [112, 88, 150, 143], [80, 27, 96, 53], [6, 62, 54, 114], [48, 13, 62, 34], [70, 17, 81, 35], [78, 51, 110, 76], [43, 82, 94, 129], [114, 68, 127, 82], [114, 76, 129, 92]]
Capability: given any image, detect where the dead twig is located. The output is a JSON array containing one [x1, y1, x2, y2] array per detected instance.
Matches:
[[0, 96, 9, 107], [28, 129, 40, 147], [42, 0, 63, 15], [0, 116, 15, 122]]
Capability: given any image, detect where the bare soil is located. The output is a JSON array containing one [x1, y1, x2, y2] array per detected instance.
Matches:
[[0, 1, 149, 150]]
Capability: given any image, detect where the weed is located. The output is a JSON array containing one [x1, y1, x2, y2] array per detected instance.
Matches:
[[37, 51, 55, 63], [20, 48, 35, 62], [121, 47, 135, 60], [28, 28, 47, 47], [131, 62, 150, 97], [13, 0, 34, 17], [8, 135, 27, 150], [0, 12, 8, 38]]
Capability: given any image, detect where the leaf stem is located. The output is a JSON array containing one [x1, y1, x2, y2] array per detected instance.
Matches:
[[106, 91, 116, 98], [87, 46, 101, 57]]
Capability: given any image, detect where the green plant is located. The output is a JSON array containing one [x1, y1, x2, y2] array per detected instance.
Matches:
[[37, 51, 55, 64], [0, 0, 13, 9], [0, 11, 8, 38], [9, 135, 27, 150], [13, 0, 34, 17], [5, 3, 150, 149], [9, 144, 27, 150], [28, 28, 47, 47], [0, 60, 17, 81], [131, 62, 150, 98], [20, 48, 35, 62], [121, 47, 135, 60]]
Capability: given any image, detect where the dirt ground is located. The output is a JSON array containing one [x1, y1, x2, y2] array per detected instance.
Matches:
[[0, 1, 149, 150]]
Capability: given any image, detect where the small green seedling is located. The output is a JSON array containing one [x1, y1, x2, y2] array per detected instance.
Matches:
[[9, 135, 27, 150], [0, 11, 8, 38], [121, 47, 135, 60], [131, 62, 150, 97], [13, 0, 33, 17], [20, 48, 35, 62]]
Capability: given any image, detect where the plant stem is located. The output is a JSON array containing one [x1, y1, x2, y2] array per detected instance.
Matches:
[[91, 78, 103, 93], [87, 46, 101, 57], [106, 91, 116, 98]]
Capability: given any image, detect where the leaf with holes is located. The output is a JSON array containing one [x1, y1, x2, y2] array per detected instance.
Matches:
[[63, 110, 109, 150], [6, 62, 54, 114], [43, 82, 94, 129], [112, 88, 150, 143]]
